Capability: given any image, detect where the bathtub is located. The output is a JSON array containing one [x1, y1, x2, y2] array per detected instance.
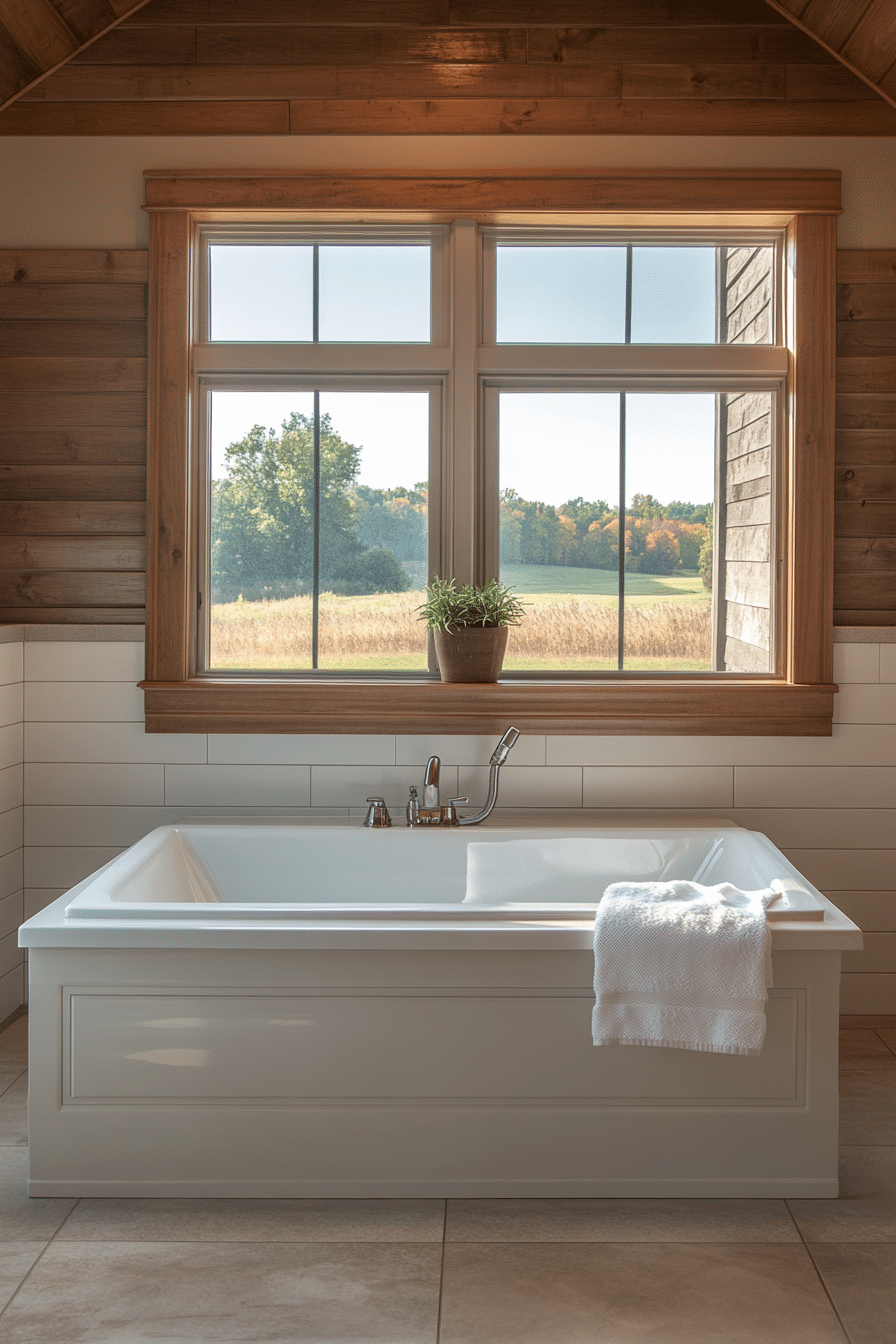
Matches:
[[20, 816, 861, 1199]]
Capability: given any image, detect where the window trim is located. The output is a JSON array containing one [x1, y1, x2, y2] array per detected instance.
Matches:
[[141, 169, 839, 736]]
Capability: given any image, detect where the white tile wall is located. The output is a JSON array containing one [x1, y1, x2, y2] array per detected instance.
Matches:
[[25, 762, 165, 807], [208, 735, 394, 765], [582, 767, 734, 810], [833, 643, 880, 683], [0, 634, 23, 1020], [4, 630, 896, 1015]]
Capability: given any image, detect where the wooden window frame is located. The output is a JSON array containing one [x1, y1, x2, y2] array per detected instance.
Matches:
[[141, 168, 840, 736]]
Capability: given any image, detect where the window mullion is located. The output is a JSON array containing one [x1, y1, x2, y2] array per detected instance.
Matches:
[[448, 220, 480, 583]]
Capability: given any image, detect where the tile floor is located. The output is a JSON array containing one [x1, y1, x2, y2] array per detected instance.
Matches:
[[0, 1011, 894, 1343]]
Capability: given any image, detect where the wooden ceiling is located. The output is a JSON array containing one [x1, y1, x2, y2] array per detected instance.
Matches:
[[1, 0, 895, 134], [767, 1, 896, 109], [0, 0, 150, 112]]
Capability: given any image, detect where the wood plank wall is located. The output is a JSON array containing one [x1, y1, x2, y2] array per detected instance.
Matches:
[[0, 251, 147, 624], [835, 249, 896, 626], [1, 245, 893, 627], [5, 0, 896, 135]]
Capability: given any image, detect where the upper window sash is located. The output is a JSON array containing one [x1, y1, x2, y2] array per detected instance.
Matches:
[[195, 223, 448, 348], [481, 226, 784, 349]]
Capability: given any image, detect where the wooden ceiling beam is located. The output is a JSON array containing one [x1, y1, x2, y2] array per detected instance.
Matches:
[[766, 0, 896, 108], [0, 0, 151, 110]]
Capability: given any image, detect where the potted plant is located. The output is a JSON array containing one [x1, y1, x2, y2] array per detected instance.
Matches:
[[417, 576, 527, 683]]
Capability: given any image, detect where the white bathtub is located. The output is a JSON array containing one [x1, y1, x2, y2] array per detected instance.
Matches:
[[20, 816, 861, 1199], [59, 821, 826, 922]]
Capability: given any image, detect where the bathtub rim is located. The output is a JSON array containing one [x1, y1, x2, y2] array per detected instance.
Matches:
[[18, 814, 863, 954]]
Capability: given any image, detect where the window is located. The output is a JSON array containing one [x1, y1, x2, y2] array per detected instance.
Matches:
[[142, 169, 839, 735]]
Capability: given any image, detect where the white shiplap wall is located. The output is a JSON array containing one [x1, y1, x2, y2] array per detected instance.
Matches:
[[8, 628, 896, 1014]]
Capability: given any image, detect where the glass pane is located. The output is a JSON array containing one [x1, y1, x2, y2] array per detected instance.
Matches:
[[717, 390, 775, 671], [496, 247, 626, 343], [630, 248, 716, 344], [209, 390, 315, 669], [719, 246, 774, 345], [207, 390, 429, 672], [317, 392, 430, 670], [208, 246, 313, 342], [318, 246, 431, 342], [622, 395, 716, 671], [498, 393, 621, 671]]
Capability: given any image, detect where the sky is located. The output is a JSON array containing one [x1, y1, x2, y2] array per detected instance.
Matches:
[[207, 243, 740, 506]]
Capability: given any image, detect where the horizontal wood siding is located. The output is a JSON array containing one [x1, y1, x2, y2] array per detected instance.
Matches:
[[720, 388, 774, 671], [5, 0, 896, 135], [0, 250, 147, 624], [834, 250, 896, 625]]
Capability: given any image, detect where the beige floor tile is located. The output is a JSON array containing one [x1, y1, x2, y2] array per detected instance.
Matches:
[[0, 1061, 25, 1095], [839, 1028, 896, 1069], [839, 1067, 896, 1144], [0, 1244, 45, 1313], [0, 1073, 26, 1146], [0, 1015, 26, 1067], [445, 1197, 800, 1243], [0, 1151, 76, 1243], [787, 1147, 896, 1242], [439, 1243, 845, 1344], [810, 1244, 896, 1344], [0, 1241, 442, 1344], [59, 1196, 445, 1243]]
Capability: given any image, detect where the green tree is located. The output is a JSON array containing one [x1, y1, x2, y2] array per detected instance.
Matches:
[[699, 512, 714, 591], [210, 412, 411, 600], [353, 484, 427, 564]]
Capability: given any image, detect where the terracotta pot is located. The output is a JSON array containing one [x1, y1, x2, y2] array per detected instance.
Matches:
[[433, 625, 509, 683]]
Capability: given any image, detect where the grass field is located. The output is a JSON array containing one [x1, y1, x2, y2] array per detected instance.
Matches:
[[209, 564, 712, 671], [502, 563, 710, 604]]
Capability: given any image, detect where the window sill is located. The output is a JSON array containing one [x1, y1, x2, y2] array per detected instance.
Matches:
[[140, 678, 837, 737]]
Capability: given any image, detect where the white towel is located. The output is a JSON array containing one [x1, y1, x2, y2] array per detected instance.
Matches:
[[592, 881, 777, 1056]]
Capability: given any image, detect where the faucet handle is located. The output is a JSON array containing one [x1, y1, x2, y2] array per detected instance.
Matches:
[[442, 797, 468, 826], [364, 797, 392, 828]]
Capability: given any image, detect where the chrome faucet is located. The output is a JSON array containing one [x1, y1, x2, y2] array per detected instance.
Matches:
[[402, 727, 520, 827], [422, 756, 440, 809], [458, 726, 520, 826]]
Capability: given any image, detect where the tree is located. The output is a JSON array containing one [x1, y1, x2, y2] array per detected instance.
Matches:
[[353, 484, 427, 565], [210, 412, 411, 600], [699, 512, 714, 591]]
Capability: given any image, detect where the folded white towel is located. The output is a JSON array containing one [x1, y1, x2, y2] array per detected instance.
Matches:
[[592, 881, 776, 1056]]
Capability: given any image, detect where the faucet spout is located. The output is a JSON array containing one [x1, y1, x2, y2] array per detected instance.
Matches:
[[423, 755, 440, 809]]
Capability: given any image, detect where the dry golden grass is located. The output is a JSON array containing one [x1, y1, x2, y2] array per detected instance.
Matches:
[[210, 591, 711, 665], [508, 599, 710, 660]]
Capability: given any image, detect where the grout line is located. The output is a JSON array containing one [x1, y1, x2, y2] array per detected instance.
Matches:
[[799, 1240, 855, 1344], [435, 1199, 448, 1344], [0, 1194, 82, 1323], [783, 1197, 854, 1342], [0, 1063, 27, 1100]]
